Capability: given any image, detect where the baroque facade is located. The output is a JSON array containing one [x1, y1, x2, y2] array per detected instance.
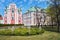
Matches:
[[4, 3, 22, 24], [23, 7, 47, 26]]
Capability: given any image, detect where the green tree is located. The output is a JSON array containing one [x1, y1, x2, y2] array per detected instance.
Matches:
[[46, 6, 56, 28], [46, 0, 60, 32]]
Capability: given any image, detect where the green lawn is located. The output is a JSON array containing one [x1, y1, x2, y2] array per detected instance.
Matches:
[[0, 31, 60, 40]]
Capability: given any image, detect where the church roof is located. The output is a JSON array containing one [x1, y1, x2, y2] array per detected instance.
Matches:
[[28, 7, 36, 12], [28, 7, 41, 12]]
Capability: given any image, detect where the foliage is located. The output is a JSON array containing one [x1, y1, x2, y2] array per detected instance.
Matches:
[[29, 28, 38, 35], [0, 27, 45, 36], [29, 28, 45, 35], [13, 28, 21, 35], [0, 29, 12, 35], [0, 24, 24, 27], [42, 26, 59, 32], [14, 28, 28, 36], [0, 31, 60, 40], [46, 0, 60, 32]]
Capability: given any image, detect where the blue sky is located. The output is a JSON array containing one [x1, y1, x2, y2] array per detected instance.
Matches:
[[0, 0, 49, 16]]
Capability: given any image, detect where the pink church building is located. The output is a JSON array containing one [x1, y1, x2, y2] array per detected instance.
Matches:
[[4, 3, 22, 24]]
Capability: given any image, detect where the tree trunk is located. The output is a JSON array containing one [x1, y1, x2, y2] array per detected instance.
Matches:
[[51, 16, 53, 28], [56, 14, 59, 32]]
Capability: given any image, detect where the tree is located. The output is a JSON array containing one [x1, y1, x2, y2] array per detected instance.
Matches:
[[35, 7, 40, 28], [46, 6, 56, 28], [35, 7, 46, 28], [46, 0, 60, 32]]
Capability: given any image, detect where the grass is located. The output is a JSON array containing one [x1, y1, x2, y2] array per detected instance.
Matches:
[[0, 31, 60, 40]]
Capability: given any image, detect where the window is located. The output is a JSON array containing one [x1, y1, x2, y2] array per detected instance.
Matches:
[[5, 20, 7, 22], [12, 17, 14, 20], [12, 8, 14, 13], [19, 20, 20, 22], [18, 10, 20, 14]]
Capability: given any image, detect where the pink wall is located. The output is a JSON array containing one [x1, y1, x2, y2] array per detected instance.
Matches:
[[4, 3, 23, 24]]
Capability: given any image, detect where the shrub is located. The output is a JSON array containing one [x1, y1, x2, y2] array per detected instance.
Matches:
[[19, 28, 29, 36], [29, 28, 43, 35], [14, 28, 29, 36], [39, 29, 45, 34], [0, 29, 12, 35], [13, 28, 21, 35], [4, 29, 12, 35], [35, 28, 41, 34], [0, 30, 5, 35], [29, 28, 37, 35], [0, 27, 45, 36], [42, 26, 58, 32], [0, 24, 24, 27], [29, 28, 45, 35]]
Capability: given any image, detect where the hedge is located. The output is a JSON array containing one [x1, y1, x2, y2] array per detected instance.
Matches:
[[0, 28, 45, 36], [0, 24, 24, 27]]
